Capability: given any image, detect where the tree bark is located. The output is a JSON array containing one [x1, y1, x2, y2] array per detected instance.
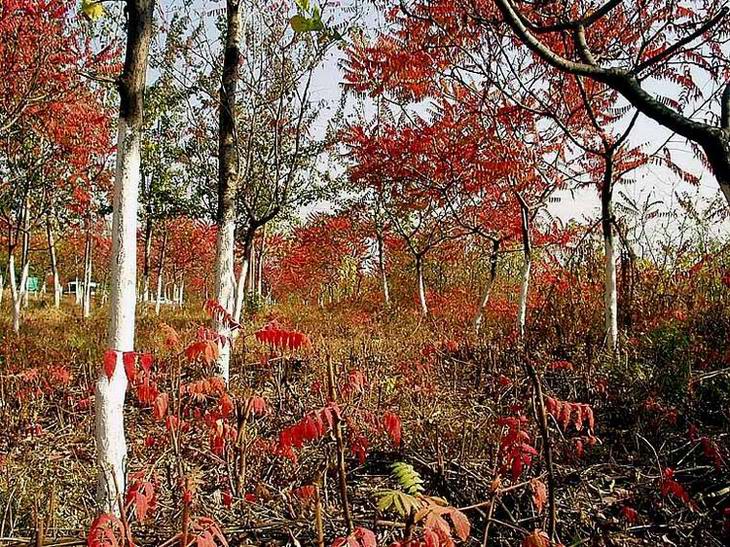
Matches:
[[415, 254, 428, 316], [213, 0, 242, 384], [142, 212, 153, 303], [256, 226, 265, 298], [517, 197, 531, 341], [46, 216, 61, 309], [233, 228, 254, 325], [82, 229, 93, 318], [95, 0, 154, 514], [155, 228, 168, 316], [377, 232, 390, 306], [602, 153, 618, 352], [473, 238, 500, 333]]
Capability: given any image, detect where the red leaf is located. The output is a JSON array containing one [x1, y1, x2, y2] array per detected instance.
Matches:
[[153, 393, 169, 421], [103, 350, 117, 380]]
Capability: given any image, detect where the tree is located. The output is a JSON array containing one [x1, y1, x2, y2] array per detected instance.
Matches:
[[95, 0, 155, 513], [212, 0, 243, 384], [491, 0, 730, 207]]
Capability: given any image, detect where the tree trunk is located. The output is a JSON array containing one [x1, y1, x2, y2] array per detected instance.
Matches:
[[602, 153, 618, 352], [246, 234, 256, 294], [155, 229, 167, 316], [377, 233, 390, 306], [213, 0, 242, 384], [9, 254, 29, 333], [142, 213, 153, 303], [415, 254, 428, 316], [517, 197, 531, 341], [46, 216, 61, 308], [233, 228, 254, 325], [473, 238, 500, 333], [95, 0, 154, 514], [83, 229, 93, 318], [256, 226, 265, 298]]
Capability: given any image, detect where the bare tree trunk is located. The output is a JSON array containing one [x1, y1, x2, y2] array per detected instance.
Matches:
[[21, 221, 29, 310], [256, 226, 265, 298], [95, 0, 154, 514], [602, 153, 618, 352], [233, 229, 254, 325], [473, 238, 500, 333], [142, 211, 153, 303], [9, 254, 29, 333], [415, 254, 428, 316], [155, 229, 168, 316], [213, 0, 242, 384], [82, 229, 93, 318], [517, 196, 531, 341], [246, 234, 256, 294], [46, 216, 61, 308], [377, 233, 390, 306]]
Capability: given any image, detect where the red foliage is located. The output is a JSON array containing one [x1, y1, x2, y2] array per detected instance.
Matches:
[[254, 321, 310, 351], [498, 415, 538, 481]]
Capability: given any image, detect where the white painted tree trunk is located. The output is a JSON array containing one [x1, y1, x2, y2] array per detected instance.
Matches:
[[0, 273, 4, 307], [416, 255, 428, 316], [95, 116, 140, 512], [377, 234, 390, 306], [233, 256, 249, 325], [178, 279, 184, 306], [47, 218, 61, 308], [214, 221, 236, 382], [83, 234, 93, 318], [9, 255, 29, 333]]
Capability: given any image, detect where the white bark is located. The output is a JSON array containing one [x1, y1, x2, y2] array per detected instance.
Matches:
[[214, 220, 236, 383], [233, 256, 249, 325], [83, 235, 93, 318], [155, 273, 163, 315], [377, 235, 390, 306], [0, 273, 4, 307], [416, 256, 428, 316], [9, 255, 29, 333], [95, 119, 139, 512]]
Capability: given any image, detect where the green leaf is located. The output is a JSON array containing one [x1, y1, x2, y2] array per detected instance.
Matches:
[[294, 0, 310, 12], [290, 15, 310, 33]]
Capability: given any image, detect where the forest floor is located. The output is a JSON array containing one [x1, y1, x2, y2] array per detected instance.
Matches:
[[0, 297, 728, 547]]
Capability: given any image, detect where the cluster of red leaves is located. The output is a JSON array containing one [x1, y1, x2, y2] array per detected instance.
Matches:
[[498, 415, 538, 481], [87, 513, 129, 547], [688, 424, 726, 470], [204, 300, 240, 331], [102, 350, 154, 381], [186, 516, 228, 547], [254, 321, 310, 351], [659, 468, 694, 508], [382, 411, 402, 446], [332, 526, 377, 547], [276, 403, 341, 463], [340, 369, 367, 399], [126, 472, 157, 522], [643, 397, 678, 425], [544, 397, 595, 433]]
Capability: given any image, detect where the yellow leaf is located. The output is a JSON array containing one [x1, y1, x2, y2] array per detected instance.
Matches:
[[81, 0, 104, 21]]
